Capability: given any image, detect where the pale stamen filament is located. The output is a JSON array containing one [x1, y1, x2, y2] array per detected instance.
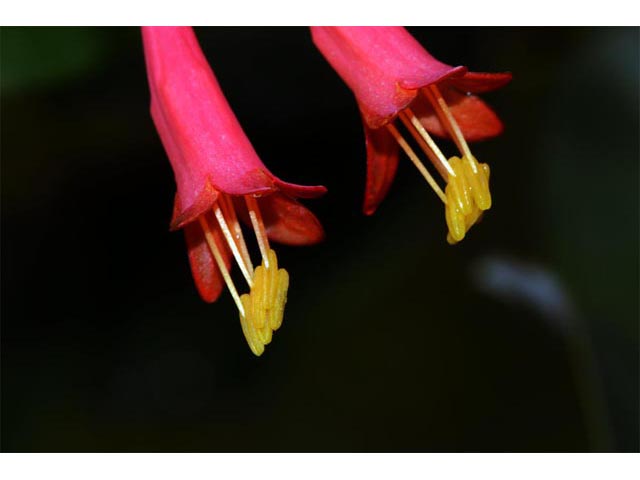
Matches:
[[245, 196, 271, 269], [198, 215, 245, 317], [386, 123, 447, 204], [213, 200, 253, 287], [218, 194, 254, 277], [424, 85, 476, 171], [399, 109, 454, 180]]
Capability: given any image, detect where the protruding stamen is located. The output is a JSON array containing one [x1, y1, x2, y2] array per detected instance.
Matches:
[[199, 194, 292, 357], [400, 109, 454, 179], [198, 215, 245, 317], [219, 194, 254, 278], [213, 201, 253, 287], [245, 196, 271, 268], [386, 123, 447, 204], [425, 85, 474, 164], [415, 85, 494, 244]]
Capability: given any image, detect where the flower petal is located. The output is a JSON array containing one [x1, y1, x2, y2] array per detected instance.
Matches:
[[448, 71, 512, 94], [260, 193, 325, 245], [170, 183, 219, 231], [414, 88, 505, 142], [183, 211, 232, 303], [273, 179, 327, 200], [234, 193, 325, 246], [362, 122, 399, 215]]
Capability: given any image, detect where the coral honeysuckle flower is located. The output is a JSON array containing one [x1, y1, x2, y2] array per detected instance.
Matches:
[[311, 27, 511, 244], [142, 27, 326, 356]]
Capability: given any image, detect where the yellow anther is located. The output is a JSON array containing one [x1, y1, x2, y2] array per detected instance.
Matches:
[[271, 269, 289, 331], [445, 155, 492, 244], [237, 248, 289, 356], [240, 293, 264, 356], [462, 155, 491, 210], [252, 265, 267, 329], [446, 206, 484, 245]]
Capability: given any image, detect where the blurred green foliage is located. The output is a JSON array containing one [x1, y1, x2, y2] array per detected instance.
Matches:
[[1, 27, 113, 95]]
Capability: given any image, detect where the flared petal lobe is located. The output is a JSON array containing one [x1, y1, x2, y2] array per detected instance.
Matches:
[[311, 26, 465, 129], [415, 71, 513, 141], [362, 123, 399, 215], [234, 193, 325, 246], [183, 211, 232, 303], [412, 88, 506, 142], [447, 72, 513, 94]]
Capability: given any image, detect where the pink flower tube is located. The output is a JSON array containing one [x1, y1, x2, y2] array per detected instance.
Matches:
[[312, 27, 511, 244], [143, 27, 327, 355]]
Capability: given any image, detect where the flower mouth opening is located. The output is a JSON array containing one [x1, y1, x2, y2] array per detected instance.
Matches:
[[197, 194, 289, 356], [387, 84, 492, 244]]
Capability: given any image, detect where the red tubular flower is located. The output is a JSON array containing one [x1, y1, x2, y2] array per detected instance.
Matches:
[[142, 27, 326, 355], [311, 27, 511, 243]]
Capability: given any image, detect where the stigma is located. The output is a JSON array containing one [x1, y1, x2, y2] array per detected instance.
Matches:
[[197, 194, 289, 356], [386, 84, 493, 244]]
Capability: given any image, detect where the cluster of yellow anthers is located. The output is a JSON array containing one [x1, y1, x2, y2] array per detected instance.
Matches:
[[445, 156, 491, 244], [386, 84, 492, 243], [198, 195, 289, 356], [239, 249, 289, 356]]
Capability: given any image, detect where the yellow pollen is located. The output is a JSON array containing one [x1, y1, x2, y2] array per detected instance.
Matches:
[[445, 156, 491, 244], [199, 194, 290, 356], [239, 249, 289, 356]]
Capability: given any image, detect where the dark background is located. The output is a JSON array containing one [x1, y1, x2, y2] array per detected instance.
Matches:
[[1, 27, 638, 452]]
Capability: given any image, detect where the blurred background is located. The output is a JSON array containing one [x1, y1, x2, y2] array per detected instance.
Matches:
[[1, 27, 638, 452]]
